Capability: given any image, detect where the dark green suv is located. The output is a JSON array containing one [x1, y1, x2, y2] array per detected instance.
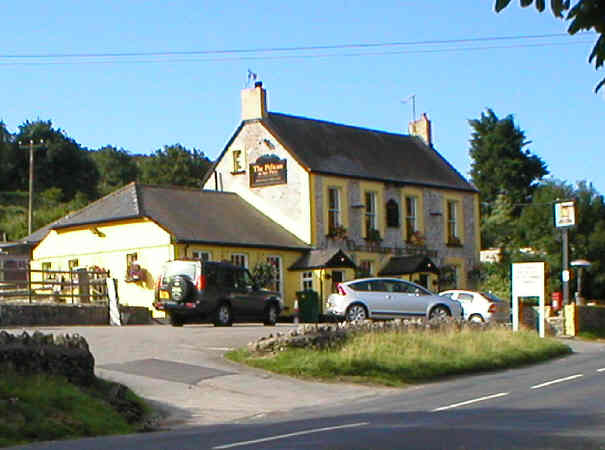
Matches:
[[153, 259, 283, 327]]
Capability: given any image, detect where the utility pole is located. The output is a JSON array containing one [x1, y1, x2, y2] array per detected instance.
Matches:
[[18, 139, 44, 235]]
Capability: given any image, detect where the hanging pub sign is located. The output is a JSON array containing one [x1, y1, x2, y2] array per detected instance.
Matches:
[[554, 201, 576, 228], [249, 154, 287, 187]]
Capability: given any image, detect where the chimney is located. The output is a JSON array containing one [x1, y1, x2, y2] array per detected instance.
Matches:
[[241, 81, 267, 121], [408, 113, 432, 146]]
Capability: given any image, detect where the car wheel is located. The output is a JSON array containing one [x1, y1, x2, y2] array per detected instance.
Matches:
[[169, 313, 184, 327], [264, 303, 278, 326], [345, 303, 368, 322], [214, 302, 233, 327], [168, 275, 192, 302], [469, 314, 484, 323], [429, 305, 451, 320]]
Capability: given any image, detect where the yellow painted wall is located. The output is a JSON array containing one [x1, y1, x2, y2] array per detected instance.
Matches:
[[32, 218, 174, 315], [443, 256, 466, 289]]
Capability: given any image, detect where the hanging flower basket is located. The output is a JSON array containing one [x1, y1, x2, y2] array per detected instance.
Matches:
[[126, 263, 144, 282]]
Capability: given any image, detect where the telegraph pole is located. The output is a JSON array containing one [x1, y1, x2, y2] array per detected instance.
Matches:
[[18, 139, 44, 235]]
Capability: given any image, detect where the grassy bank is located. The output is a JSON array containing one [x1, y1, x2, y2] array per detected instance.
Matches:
[[0, 373, 151, 448], [228, 327, 571, 387]]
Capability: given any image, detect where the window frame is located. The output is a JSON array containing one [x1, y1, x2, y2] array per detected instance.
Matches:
[[405, 196, 418, 240], [301, 271, 313, 291], [447, 199, 459, 242], [364, 191, 377, 236], [231, 253, 248, 268], [327, 187, 342, 233], [192, 250, 212, 262]]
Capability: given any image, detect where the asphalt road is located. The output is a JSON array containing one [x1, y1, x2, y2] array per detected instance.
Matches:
[[7, 326, 605, 449]]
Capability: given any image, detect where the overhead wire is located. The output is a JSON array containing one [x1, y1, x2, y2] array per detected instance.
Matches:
[[0, 33, 592, 66]]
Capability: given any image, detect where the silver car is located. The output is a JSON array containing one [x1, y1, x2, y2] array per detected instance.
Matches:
[[326, 277, 463, 322]]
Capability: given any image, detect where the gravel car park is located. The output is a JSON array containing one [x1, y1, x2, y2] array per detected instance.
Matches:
[[326, 277, 463, 322]]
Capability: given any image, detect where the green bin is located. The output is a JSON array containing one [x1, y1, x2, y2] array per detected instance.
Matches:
[[296, 290, 319, 323]]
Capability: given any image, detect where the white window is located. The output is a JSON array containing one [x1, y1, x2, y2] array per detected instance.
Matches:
[[302, 271, 313, 291], [365, 191, 377, 236], [231, 253, 248, 268], [405, 196, 417, 240], [192, 251, 211, 262], [447, 200, 459, 243], [327, 187, 342, 232], [331, 270, 345, 293]]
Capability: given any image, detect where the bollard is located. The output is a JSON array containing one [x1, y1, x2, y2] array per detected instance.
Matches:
[[293, 299, 300, 324]]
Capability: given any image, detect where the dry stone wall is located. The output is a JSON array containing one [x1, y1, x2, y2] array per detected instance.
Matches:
[[0, 331, 95, 385]]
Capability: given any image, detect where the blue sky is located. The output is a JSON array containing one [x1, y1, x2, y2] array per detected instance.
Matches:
[[2, 1, 603, 194]]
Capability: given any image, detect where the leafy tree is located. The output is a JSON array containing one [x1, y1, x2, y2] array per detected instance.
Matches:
[[0, 122, 18, 191], [90, 146, 139, 195], [137, 144, 212, 188], [482, 193, 516, 248], [495, 0, 605, 92], [15, 120, 99, 201], [469, 109, 548, 214]]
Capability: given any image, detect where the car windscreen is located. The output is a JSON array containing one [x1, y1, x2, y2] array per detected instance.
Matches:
[[163, 262, 198, 281]]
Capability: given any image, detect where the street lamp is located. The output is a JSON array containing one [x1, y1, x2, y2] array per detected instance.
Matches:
[[571, 259, 592, 305]]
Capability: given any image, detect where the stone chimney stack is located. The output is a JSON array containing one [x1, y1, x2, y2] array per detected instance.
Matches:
[[408, 113, 432, 146], [241, 81, 267, 121]]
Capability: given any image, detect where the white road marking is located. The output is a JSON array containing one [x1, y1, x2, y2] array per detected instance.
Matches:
[[432, 392, 509, 412], [597, 368, 605, 373], [531, 374, 583, 389], [212, 422, 369, 449]]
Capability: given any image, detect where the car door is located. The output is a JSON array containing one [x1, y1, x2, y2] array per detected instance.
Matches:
[[389, 280, 428, 317], [456, 292, 475, 320], [240, 268, 267, 319]]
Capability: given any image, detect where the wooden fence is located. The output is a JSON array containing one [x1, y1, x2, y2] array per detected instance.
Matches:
[[0, 256, 109, 304]]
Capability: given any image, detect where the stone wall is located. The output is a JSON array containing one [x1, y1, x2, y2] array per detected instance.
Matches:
[[248, 318, 500, 354], [577, 305, 605, 333], [0, 331, 94, 385], [0, 304, 151, 327]]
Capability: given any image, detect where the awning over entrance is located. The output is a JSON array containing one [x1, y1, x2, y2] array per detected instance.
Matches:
[[289, 248, 356, 271], [378, 255, 439, 276]]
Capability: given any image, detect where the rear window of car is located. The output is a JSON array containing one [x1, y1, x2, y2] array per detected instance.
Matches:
[[163, 261, 198, 281], [481, 292, 504, 302], [349, 281, 372, 291]]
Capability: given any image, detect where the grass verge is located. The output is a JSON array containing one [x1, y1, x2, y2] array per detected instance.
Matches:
[[0, 372, 151, 448], [227, 327, 571, 387]]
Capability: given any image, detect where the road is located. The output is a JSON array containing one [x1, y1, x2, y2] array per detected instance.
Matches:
[[8, 326, 605, 449]]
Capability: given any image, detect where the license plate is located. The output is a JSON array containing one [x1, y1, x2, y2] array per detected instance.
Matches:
[[160, 291, 169, 299]]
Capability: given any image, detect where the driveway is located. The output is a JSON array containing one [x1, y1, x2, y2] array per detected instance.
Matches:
[[9, 323, 395, 428]]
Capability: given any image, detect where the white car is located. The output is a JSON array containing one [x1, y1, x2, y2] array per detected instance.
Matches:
[[326, 277, 463, 322], [439, 290, 510, 323]]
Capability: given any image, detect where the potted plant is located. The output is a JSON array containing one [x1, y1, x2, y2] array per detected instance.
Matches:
[[408, 230, 425, 246], [126, 263, 144, 282], [365, 228, 382, 245], [326, 225, 348, 240], [447, 236, 462, 247]]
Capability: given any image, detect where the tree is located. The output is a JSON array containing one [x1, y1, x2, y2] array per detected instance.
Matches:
[[137, 144, 212, 188], [469, 109, 548, 214], [90, 146, 139, 195], [0, 122, 18, 191], [495, 0, 605, 92], [15, 120, 99, 201]]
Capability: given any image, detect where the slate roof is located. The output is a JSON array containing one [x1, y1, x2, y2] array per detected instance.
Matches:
[[289, 248, 356, 271], [204, 112, 476, 192], [27, 183, 309, 251], [378, 255, 440, 276]]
